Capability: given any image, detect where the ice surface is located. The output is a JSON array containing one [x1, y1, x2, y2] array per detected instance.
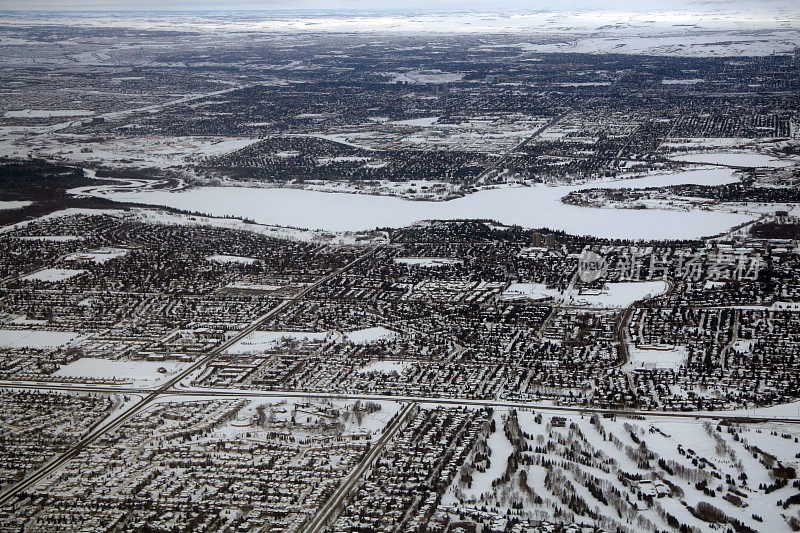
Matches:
[[76, 168, 752, 240]]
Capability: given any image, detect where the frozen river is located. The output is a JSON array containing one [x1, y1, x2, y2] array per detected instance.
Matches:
[[73, 167, 754, 240]]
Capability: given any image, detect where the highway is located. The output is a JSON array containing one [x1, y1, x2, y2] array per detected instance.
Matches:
[[1, 380, 798, 425]]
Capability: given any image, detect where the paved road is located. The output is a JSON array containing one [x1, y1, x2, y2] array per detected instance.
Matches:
[[1, 381, 797, 425], [0, 246, 381, 507], [299, 401, 417, 533]]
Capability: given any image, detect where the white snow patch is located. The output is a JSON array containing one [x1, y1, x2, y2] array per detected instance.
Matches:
[[13, 235, 82, 242], [661, 78, 705, 85], [206, 254, 258, 265], [226, 330, 336, 354], [670, 151, 795, 168], [4, 109, 95, 118], [54, 358, 185, 382], [0, 200, 32, 211], [0, 329, 80, 349], [502, 282, 562, 301], [358, 360, 409, 374], [567, 281, 669, 308], [394, 257, 462, 267], [65, 247, 128, 263], [624, 345, 688, 371], [21, 268, 87, 282], [224, 282, 283, 291], [391, 117, 439, 127], [345, 327, 398, 344]]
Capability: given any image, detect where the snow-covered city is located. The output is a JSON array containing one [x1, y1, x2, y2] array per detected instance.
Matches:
[[0, 1, 800, 531]]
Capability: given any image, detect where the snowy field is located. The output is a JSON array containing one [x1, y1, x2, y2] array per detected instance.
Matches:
[[0, 200, 32, 211], [661, 78, 705, 85], [503, 281, 668, 308], [75, 167, 752, 240], [3, 109, 94, 118], [10, 134, 260, 168], [444, 408, 800, 532], [358, 360, 409, 374], [223, 282, 283, 291], [227, 327, 397, 354], [624, 345, 688, 371], [394, 257, 463, 268], [502, 282, 562, 301], [54, 358, 185, 382], [203, 397, 402, 442], [344, 326, 397, 344], [14, 235, 82, 242], [226, 331, 334, 354], [7, 10, 798, 57], [206, 254, 258, 265], [21, 268, 87, 282], [567, 281, 670, 308], [64, 247, 128, 263], [0, 329, 80, 349], [126, 208, 386, 245]]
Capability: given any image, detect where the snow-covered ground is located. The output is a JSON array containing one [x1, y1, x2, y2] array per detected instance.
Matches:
[[13, 235, 82, 242], [21, 268, 87, 282], [206, 254, 258, 265], [64, 247, 128, 263], [0, 200, 32, 211], [127, 208, 387, 245], [5, 133, 260, 168], [661, 78, 705, 85], [54, 358, 186, 383], [0, 329, 80, 349], [225, 331, 335, 354], [445, 407, 800, 532], [624, 345, 688, 371], [670, 151, 797, 168], [502, 282, 562, 301], [390, 116, 440, 127], [0, 208, 125, 235], [358, 360, 409, 374], [227, 327, 396, 353], [504, 281, 668, 308], [7, 10, 797, 57], [224, 282, 283, 291], [4, 109, 94, 118], [390, 70, 463, 84], [567, 281, 670, 308], [394, 257, 463, 268], [345, 327, 398, 344]]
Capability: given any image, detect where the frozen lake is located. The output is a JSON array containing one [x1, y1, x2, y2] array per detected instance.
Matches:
[[74, 167, 753, 240]]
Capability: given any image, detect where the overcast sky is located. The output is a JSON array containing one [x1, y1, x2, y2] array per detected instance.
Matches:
[[2, 0, 799, 12]]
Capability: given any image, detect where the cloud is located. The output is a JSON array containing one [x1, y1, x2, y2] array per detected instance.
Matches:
[[3, 0, 799, 11]]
